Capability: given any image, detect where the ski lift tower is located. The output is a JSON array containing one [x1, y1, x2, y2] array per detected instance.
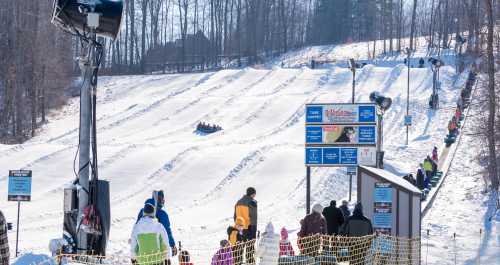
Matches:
[[51, 0, 123, 255]]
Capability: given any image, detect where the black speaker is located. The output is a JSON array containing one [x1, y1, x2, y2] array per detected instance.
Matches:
[[369, 92, 392, 111], [92, 180, 111, 255], [52, 0, 124, 40]]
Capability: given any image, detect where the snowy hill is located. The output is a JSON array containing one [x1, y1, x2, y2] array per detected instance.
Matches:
[[0, 43, 468, 262]]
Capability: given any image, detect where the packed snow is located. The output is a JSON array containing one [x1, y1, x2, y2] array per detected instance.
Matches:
[[1, 41, 497, 264], [422, 80, 500, 265]]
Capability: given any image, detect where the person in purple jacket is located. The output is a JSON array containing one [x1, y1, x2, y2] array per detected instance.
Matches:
[[211, 240, 234, 265]]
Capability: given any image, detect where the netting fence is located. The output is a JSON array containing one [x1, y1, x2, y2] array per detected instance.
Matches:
[[34, 234, 420, 265]]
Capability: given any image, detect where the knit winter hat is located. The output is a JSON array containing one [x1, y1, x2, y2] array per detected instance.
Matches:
[[280, 227, 289, 240], [220, 239, 229, 247], [246, 187, 256, 196], [144, 202, 155, 217], [312, 203, 323, 214], [265, 222, 275, 234]]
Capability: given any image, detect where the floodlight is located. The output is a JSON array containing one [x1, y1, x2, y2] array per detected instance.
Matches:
[[349, 58, 356, 70], [52, 0, 124, 40], [369, 92, 392, 111], [428, 57, 444, 68]]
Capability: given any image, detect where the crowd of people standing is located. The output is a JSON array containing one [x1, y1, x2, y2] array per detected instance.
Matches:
[[128, 187, 377, 265]]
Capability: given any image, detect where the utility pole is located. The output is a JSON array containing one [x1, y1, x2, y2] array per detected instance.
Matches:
[[405, 48, 411, 146], [306, 166, 311, 214], [376, 113, 384, 169], [349, 59, 356, 103], [77, 39, 93, 255], [77, 12, 100, 255]]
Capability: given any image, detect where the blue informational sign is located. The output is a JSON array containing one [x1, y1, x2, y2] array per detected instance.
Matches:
[[358, 126, 376, 144], [305, 125, 376, 145], [404, 115, 412, 126], [305, 148, 323, 164], [323, 148, 340, 164], [373, 182, 392, 234], [340, 148, 357, 164], [306, 106, 323, 123], [305, 103, 378, 167], [306, 147, 377, 166], [358, 105, 377, 123], [374, 183, 392, 202], [8, 170, 32, 202], [373, 212, 392, 228], [305, 104, 377, 124], [346, 166, 357, 175], [305, 126, 323, 143]]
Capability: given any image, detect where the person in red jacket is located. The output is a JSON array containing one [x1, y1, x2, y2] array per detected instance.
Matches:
[[279, 227, 295, 256]]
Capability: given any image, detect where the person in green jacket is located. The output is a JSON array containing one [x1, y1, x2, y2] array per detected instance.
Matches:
[[423, 157, 433, 178], [131, 203, 170, 265]]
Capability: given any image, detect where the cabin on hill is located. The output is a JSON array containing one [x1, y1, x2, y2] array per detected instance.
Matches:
[[143, 30, 212, 73]]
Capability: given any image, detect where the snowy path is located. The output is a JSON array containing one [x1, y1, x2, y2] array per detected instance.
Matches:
[[422, 81, 500, 265]]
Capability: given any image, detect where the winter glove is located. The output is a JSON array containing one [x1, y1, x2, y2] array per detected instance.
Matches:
[[171, 246, 178, 256]]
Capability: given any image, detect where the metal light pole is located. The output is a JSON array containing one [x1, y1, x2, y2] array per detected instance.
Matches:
[[77, 13, 100, 254], [77, 41, 93, 254], [349, 59, 356, 103], [405, 48, 411, 146], [376, 112, 384, 169], [306, 166, 311, 214]]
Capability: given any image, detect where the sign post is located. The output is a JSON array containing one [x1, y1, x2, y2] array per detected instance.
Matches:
[[347, 166, 357, 201], [8, 170, 32, 257], [305, 103, 378, 212]]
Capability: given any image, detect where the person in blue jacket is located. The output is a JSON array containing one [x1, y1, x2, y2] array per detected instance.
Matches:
[[137, 190, 178, 256]]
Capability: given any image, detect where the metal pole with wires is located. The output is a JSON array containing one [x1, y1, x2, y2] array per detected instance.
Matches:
[[405, 48, 411, 146], [51, 0, 123, 256], [349, 59, 356, 104], [76, 12, 100, 255]]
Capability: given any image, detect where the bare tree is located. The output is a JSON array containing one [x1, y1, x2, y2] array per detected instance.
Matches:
[[484, 0, 498, 190]]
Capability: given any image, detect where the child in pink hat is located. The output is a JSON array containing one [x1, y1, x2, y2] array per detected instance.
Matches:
[[279, 227, 295, 256]]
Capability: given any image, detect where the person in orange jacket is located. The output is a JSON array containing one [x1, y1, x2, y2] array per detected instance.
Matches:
[[227, 217, 246, 265], [234, 187, 257, 264]]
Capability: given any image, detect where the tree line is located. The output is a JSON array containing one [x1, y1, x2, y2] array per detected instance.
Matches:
[[101, 0, 489, 74], [0, 0, 73, 143]]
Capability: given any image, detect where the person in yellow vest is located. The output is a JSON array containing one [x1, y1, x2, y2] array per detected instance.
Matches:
[[423, 157, 433, 179], [234, 187, 257, 265], [227, 217, 246, 265]]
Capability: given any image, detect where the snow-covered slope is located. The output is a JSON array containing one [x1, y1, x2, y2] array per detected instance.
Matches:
[[422, 81, 500, 265], [0, 44, 467, 263]]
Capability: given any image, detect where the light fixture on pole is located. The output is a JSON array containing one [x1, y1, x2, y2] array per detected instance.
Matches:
[[405, 47, 411, 146], [349, 58, 356, 104], [370, 92, 392, 169], [51, 0, 123, 256], [428, 57, 444, 110]]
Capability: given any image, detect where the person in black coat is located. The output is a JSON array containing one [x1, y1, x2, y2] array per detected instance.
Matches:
[[339, 200, 350, 220], [322, 200, 345, 235], [416, 168, 425, 190]]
